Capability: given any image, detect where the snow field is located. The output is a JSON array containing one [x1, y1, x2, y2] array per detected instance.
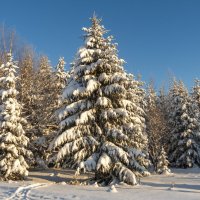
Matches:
[[0, 168, 199, 200]]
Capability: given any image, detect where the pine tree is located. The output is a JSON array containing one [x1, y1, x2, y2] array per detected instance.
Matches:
[[49, 16, 150, 185], [168, 80, 200, 167], [0, 53, 32, 180], [157, 147, 171, 174]]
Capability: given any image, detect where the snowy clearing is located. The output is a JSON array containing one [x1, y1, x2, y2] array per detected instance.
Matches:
[[0, 168, 199, 200]]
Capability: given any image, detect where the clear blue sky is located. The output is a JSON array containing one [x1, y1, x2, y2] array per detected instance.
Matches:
[[1, 0, 200, 89]]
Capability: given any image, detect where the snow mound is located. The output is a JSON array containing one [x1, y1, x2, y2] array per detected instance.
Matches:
[[93, 182, 99, 187], [49, 173, 55, 177], [108, 185, 118, 193], [59, 181, 67, 185]]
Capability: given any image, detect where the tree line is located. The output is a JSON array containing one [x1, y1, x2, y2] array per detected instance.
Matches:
[[0, 16, 199, 185]]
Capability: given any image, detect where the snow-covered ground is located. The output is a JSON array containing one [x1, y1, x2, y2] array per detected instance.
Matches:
[[0, 167, 200, 200]]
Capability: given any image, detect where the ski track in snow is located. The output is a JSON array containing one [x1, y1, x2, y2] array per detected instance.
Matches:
[[5, 183, 50, 200]]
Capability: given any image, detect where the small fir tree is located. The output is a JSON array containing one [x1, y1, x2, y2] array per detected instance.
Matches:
[[54, 57, 70, 108], [157, 147, 171, 174], [0, 53, 32, 180], [55, 57, 69, 90]]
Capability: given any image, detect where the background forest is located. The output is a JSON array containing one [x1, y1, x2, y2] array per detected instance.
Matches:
[[0, 17, 200, 185]]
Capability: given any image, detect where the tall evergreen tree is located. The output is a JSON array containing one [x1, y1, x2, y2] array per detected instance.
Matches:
[[168, 80, 200, 167], [49, 16, 149, 185], [0, 53, 32, 180]]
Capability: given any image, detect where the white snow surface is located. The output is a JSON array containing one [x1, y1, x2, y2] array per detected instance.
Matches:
[[0, 168, 200, 199]]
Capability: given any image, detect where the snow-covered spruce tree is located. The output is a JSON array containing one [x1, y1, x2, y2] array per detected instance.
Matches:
[[190, 79, 200, 159], [46, 58, 70, 163], [54, 57, 70, 107], [146, 83, 157, 108], [168, 80, 200, 167], [55, 57, 69, 91], [191, 79, 200, 113], [157, 147, 171, 174], [49, 16, 150, 185], [0, 53, 32, 180]]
